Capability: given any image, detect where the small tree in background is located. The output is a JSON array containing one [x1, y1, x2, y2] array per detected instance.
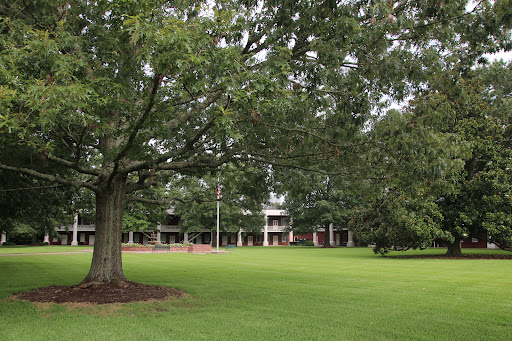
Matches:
[[171, 165, 269, 243]]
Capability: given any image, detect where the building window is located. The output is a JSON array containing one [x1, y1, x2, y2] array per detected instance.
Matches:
[[231, 234, 236, 243], [79, 233, 86, 243], [273, 219, 279, 227], [205, 234, 211, 243], [281, 234, 287, 243], [256, 235, 262, 243], [472, 237, 478, 243]]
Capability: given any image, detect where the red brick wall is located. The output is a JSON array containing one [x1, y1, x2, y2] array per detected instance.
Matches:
[[188, 244, 212, 253]]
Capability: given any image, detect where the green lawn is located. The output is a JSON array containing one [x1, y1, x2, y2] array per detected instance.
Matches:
[[0, 247, 511, 341], [0, 245, 93, 254]]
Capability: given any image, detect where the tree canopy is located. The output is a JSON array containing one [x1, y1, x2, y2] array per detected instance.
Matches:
[[350, 61, 512, 256], [277, 171, 361, 246], [1, 0, 510, 283]]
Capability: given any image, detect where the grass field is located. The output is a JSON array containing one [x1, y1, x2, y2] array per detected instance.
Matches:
[[0, 246, 511, 340], [0, 245, 93, 254]]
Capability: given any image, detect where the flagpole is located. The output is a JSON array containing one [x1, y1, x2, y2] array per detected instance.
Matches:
[[216, 178, 220, 252]]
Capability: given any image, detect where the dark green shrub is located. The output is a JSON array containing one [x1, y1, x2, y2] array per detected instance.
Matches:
[[1, 241, 16, 246]]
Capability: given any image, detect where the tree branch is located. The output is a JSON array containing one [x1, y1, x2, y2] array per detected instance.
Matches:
[[0, 163, 97, 191], [247, 155, 350, 176], [110, 73, 163, 181], [0, 184, 63, 192], [126, 196, 217, 204], [46, 154, 101, 176], [123, 89, 224, 174]]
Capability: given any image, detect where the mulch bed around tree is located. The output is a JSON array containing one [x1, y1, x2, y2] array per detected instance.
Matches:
[[391, 254, 512, 260], [14, 281, 186, 304]]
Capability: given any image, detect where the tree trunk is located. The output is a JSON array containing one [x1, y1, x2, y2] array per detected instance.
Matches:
[[81, 175, 128, 286], [212, 230, 217, 247], [445, 238, 462, 257], [323, 223, 331, 247]]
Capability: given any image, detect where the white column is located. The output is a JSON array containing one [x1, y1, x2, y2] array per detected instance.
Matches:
[[156, 223, 161, 244], [347, 230, 355, 247], [313, 232, 319, 246], [183, 232, 189, 243], [288, 231, 294, 245], [71, 214, 79, 246], [43, 234, 50, 244], [128, 230, 134, 244], [237, 231, 243, 246], [329, 223, 335, 246], [1, 232, 6, 245], [263, 214, 269, 246]]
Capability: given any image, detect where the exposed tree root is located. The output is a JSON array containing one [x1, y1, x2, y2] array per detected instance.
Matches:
[[78, 277, 129, 289]]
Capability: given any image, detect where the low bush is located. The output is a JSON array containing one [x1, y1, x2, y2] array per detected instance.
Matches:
[[121, 243, 151, 247], [1, 241, 16, 246], [34, 241, 49, 246], [170, 243, 192, 247]]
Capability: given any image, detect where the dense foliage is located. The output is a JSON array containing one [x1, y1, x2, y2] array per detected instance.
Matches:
[[0, 0, 510, 281], [278, 172, 360, 246], [349, 190, 448, 255], [351, 62, 512, 256]]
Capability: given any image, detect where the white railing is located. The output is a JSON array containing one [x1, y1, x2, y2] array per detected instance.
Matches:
[[159, 225, 180, 232], [267, 224, 288, 231], [56, 224, 96, 231]]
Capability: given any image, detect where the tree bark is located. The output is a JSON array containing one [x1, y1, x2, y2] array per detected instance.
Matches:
[[323, 223, 331, 247], [212, 230, 217, 247], [81, 174, 128, 286], [445, 238, 462, 257]]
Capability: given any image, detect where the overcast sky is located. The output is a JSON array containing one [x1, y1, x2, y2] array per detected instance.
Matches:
[[487, 50, 512, 62]]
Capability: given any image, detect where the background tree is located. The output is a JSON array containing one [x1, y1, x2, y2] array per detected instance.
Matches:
[[278, 171, 360, 247], [349, 190, 448, 256], [345, 101, 467, 255], [435, 64, 512, 256], [171, 165, 269, 244], [0, 0, 509, 286], [351, 62, 512, 256], [0, 133, 74, 244], [0, 171, 73, 244]]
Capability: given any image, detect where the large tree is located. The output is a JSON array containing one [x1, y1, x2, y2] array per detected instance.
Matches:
[[347, 103, 467, 255], [0, 1, 509, 286], [436, 63, 512, 256], [351, 63, 512, 256]]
